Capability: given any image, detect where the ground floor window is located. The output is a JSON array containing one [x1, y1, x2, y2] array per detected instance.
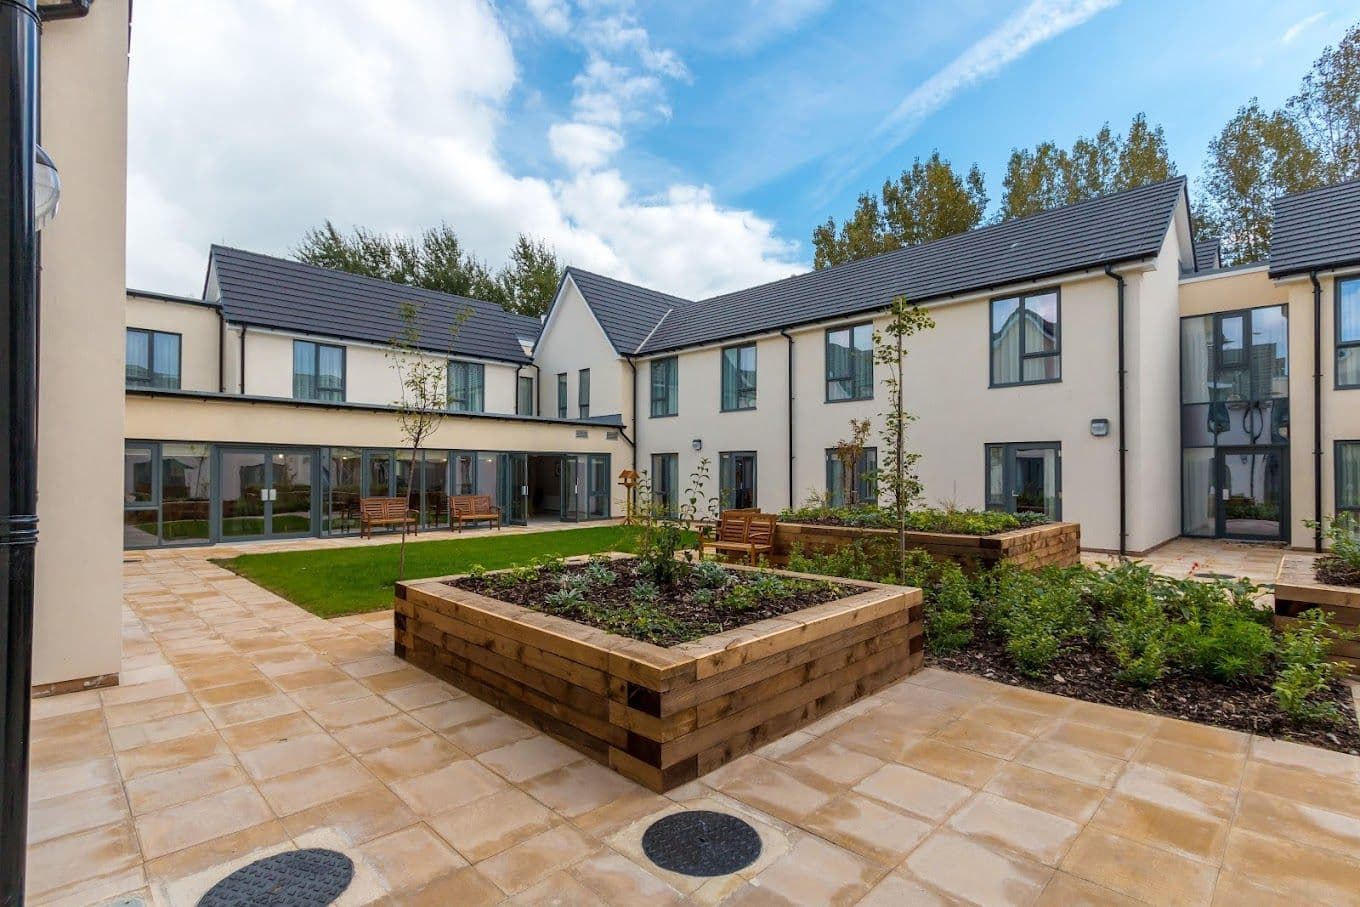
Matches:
[[719, 451, 757, 511], [123, 442, 214, 548], [985, 442, 1060, 521], [651, 453, 679, 517], [1338, 441, 1360, 521], [825, 447, 876, 508]]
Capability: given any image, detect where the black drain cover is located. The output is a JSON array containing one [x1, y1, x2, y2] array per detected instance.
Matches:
[[641, 810, 761, 877], [197, 849, 354, 906]]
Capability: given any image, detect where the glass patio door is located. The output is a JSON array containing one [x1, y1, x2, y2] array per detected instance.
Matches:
[[1217, 447, 1286, 540], [561, 456, 584, 522], [219, 448, 315, 539], [986, 442, 1061, 521], [587, 455, 610, 519], [496, 453, 528, 525], [719, 452, 757, 511], [363, 450, 393, 497]]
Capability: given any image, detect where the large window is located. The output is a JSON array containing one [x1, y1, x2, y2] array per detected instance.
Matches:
[[986, 442, 1060, 521], [990, 290, 1060, 386], [721, 344, 757, 411], [578, 369, 591, 419], [293, 340, 345, 401], [650, 356, 678, 417], [1339, 277, 1360, 388], [123, 442, 212, 548], [825, 323, 873, 402], [557, 372, 567, 418], [825, 447, 877, 508], [719, 451, 757, 510], [125, 329, 181, 389], [517, 375, 534, 416], [1339, 442, 1360, 520], [650, 453, 679, 517], [448, 360, 485, 412]]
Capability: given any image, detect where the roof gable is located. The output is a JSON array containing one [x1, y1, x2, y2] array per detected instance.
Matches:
[[1268, 178, 1360, 277], [561, 267, 686, 355], [208, 246, 539, 362]]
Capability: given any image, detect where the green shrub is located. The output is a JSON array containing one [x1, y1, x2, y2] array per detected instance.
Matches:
[[1310, 514, 1360, 586], [1103, 592, 1170, 686], [925, 562, 974, 654], [630, 580, 659, 605], [786, 539, 894, 582], [583, 558, 618, 588], [990, 566, 1089, 676], [1167, 580, 1274, 681], [545, 586, 586, 610], [777, 503, 1043, 535], [1273, 609, 1350, 723], [692, 560, 732, 588]]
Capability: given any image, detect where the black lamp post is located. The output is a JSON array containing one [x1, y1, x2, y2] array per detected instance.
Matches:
[[1, 0, 66, 901]]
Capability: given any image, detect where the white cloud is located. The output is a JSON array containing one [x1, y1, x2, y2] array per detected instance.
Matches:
[[526, 0, 572, 34], [1282, 12, 1326, 44], [126, 0, 801, 300], [548, 122, 624, 169], [715, 0, 834, 53]]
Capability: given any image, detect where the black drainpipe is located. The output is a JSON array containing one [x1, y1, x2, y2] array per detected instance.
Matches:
[[514, 363, 524, 415], [780, 329, 795, 508], [1311, 270, 1323, 553], [1, 0, 41, 897], [217, 310, 225, 393], [624, 355, 638, 474], [1104, 266, 1128, 557], [239, 324, 246, 393]]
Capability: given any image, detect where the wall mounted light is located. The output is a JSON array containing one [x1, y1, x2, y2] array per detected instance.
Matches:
[[1090, 418, 1110, 438], [691, 439, 702, 451], [34, 145, 60, 230]]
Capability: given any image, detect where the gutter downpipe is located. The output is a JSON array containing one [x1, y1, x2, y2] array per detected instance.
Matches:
[[1104, 265, 1128, 558], [624, 356, 638, 474], [1311, 270, 1323, 553], [514, 364, 524, 415], [780, 329, 795, 508], [239, 324, 246, 394], [218, 311, 225, 393]]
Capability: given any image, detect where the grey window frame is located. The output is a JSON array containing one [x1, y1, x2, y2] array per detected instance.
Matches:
[[292, 339, 346, 402], [720, 343, 757, 411], [824, 446, 877, 508], [650, 356, 679, 417], [824, 322, 874, 403], [650, 452, 679, 517], [984, 441, 1062, 520], [447, 360, 485, 413], [578, 368, 591, 419], [125, 328, 182, 389], [719, 450, 758, 510], [557, 372, 568, 418], [1337, 277, 1360, 389], [1338, 440, 1360, 519], [989, 288, 1062, 388], [516, 375, 534, 416]]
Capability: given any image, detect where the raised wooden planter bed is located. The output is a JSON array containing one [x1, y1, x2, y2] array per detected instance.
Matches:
[[770, 520, 1081, 571], [394, 559, 923, 792], [1274, 554, 1360, 676]]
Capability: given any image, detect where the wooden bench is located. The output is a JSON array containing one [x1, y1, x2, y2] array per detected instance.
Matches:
[[699, 511, 776, 565], [451, 494, 501, 531], [360, 497, 418, 539]]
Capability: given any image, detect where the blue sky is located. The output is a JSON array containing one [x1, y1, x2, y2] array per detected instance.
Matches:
[[127, 1, 1359, 299]]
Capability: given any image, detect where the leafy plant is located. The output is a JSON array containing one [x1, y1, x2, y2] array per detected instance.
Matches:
[[583, 558, 618, 588], [1309, 513, 1360, 587], [1273, 609, 1352, 723], [925, 562, 974, 654], [692, 560, 732, 589], [630, 580, 660, 605], [1166, 579, 1273, 681], [990, 567, 1089, 676], [545, 586, 586, 611], [633, 459, 713, 587]]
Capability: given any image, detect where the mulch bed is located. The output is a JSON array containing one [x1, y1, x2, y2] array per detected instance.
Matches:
[[932, 634, 1360, 754], [1315, 555, 1360, 588], [449, 561, 857, 647]]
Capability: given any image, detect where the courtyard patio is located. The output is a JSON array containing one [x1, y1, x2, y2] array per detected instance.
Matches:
[[24, 532, 1360, 906]]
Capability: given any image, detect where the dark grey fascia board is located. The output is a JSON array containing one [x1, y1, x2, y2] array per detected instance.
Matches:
[[127, 288, 221, 309], [1268, 256, 1360, 280], [125, 387, 618, 428], [636, 253, 1158, 358], [219, 318, 532, 366]]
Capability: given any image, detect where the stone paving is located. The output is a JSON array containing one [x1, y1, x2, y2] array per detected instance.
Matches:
[[23, 531, 1360, 905]]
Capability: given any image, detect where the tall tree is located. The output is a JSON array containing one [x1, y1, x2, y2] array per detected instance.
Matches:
[[1196, 100, 1322, 264], [999, 114, 1176, 220], [1287, 21, 1360, 182], [497, 234, 564, 318], [813, 153, 987, 268], [296, 222, 563, 316]]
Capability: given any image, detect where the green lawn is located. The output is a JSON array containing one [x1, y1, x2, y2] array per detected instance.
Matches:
[[215, 525, 642, 618]]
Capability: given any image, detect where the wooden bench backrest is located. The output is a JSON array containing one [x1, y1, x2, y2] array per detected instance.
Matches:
[[716, 512, 751, 542], [746, 514, 776, 547], [451, 494, 495, 516], [360, 497, 410, 518]]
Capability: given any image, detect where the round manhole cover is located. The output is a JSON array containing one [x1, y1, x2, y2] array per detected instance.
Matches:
[[641, 810, 762, 877], [197, 849, 354, 906]]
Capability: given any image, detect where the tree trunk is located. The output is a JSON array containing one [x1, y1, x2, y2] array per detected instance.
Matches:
[[896, 330, 906, 583]]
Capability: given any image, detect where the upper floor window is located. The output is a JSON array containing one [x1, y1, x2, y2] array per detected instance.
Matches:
[[448, 360, 485, 412], [825, 323, 873, 402], [293, 340, 345, 402], [517, 375, 534, 416], [650, 356, 678, 417], [1338, 277, 1360, 388], [991, 290, 1060, 386], [557, 372, 567, 418], [578, 369, 591, 419], [825, 447, 877, 508], [125, 328, 181, 389], [721, 343, 757, 411]]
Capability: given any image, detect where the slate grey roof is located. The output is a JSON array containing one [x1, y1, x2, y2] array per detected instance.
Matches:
[[1269, 178, 1360, 277], [563, 267, 688, 355], [208, 246, 539, 363], [1193, 237, 1221, 272], [633, 177, 1187, 354]]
